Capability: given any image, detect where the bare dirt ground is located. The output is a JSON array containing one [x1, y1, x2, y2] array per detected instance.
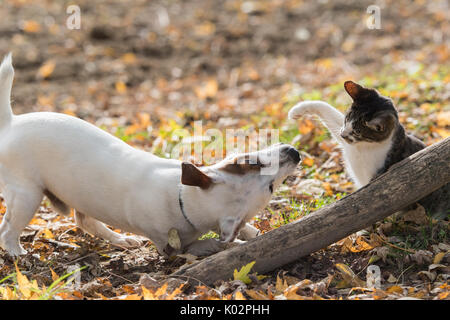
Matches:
[[0, 0, 448, 300]]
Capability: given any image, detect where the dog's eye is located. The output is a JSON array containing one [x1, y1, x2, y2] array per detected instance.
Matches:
[[269, 183, 274, 193]]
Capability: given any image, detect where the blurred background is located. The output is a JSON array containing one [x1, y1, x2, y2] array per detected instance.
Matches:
[[0, 0, 448, 145], [0, 0, 449, 300]]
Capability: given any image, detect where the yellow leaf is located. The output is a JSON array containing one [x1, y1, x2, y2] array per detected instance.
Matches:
[[50, 268, 59, 282], [275, 275, 289, 294], [298, 119, 315, 134], [341, 236, 374, 253], [0, 286, 17, 300], [124, 124, 139, 136], [438, 292, 450, 300], [22, 20, 41, 33], [234, 291, 246, 300], [204, 79, 219, 98], [96, 293, 109, 300], [436, 111, 450, 126], [322, 182, 333, 196], [303, 157, 314, 167], [121, 53, 137, 64], [245, 289, 270, 300], [37, 94, 55, 108], [38, 61, 55, 79], [15, 263, 32, 298], [154, 282, 168, 298], [283, 279, 313, 300], [233, 261, 255, 284], [433, 252, 446, 264], [386, 285, 403, 294], [315, 58, 334, 70], [335, 263, 365, 288], [29, 217, 46, 225], [166, 283, 185, 300], [284, 289, 307, 300], [355, 236, 374, 252], [115, 81, 127, 94], [194, 79, 218, 100], [138, 112, 151, 128], [194, 22, 216, 37], [42, 228, 54, 239], [63, 109, 76, 117], [433, 127, 450, 138], [264, 103, 281, 116], [123, 294, 142, 300], [141, 286, 156, 300]]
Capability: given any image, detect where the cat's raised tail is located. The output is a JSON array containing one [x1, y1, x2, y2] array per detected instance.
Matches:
[[288, 100, 345, 142], [0, 52, 14, 129]]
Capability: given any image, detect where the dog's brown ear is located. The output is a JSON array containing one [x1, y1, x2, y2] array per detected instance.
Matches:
[[181, 162, 213, 189]]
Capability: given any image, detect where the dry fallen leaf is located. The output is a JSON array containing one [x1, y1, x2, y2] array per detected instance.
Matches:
[[115, 81, 127, 94], [234, 291, 247, 300], [335, 263, 365, 288], [121, 53, 137, 64], [194, 79, 218, 100], [433, 252, 446, 264], [302, 157, 314, 167], [22, 20, 41, 33], [436, 111, 450, 126], [37, 61, 55, 79], [275, 275, 289, 294], [245, 289, 270, 300], [386, 285, 404, 294]]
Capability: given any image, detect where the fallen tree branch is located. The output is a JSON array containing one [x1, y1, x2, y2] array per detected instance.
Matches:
[[172, 137, 450, 285]]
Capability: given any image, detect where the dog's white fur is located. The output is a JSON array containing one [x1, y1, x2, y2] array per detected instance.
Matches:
[[0, 54, 300, 257], [288, 101, 392, 188]]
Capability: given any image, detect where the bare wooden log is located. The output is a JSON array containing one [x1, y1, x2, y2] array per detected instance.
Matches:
[[172, 137, 450, 285]]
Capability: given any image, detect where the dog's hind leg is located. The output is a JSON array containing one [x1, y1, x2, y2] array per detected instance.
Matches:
[[0, 185, 43, 256], [74, 211, 143, 248], [44, 190, 71, 216]]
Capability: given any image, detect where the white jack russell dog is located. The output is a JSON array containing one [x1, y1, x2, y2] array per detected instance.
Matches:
[[0, 53, 301, 257]]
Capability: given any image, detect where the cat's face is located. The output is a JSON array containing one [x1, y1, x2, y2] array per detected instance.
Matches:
[[341, 81, 398, 144]]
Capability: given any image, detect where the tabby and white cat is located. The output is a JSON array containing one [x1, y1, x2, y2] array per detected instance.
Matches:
[[288, 81, 449, 218]]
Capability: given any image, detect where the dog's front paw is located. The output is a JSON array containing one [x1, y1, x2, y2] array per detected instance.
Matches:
[[113, 235, 143, 249], [185, 239, 227, 257], [1, 244, 27, 257], [0, 234, 28, 256]]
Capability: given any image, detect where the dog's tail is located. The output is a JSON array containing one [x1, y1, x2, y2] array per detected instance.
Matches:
[[0, 53, 14, 128]]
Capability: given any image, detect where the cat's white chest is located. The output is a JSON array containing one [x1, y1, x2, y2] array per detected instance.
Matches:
[[342, 139, 392, 188]]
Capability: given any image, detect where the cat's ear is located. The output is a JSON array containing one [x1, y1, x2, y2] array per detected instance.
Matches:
[[344, 81, 375, 102], [344, 81, 365, 101]]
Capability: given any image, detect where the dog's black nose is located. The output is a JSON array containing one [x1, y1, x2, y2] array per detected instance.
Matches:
[[286, 146, 301, 163]]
